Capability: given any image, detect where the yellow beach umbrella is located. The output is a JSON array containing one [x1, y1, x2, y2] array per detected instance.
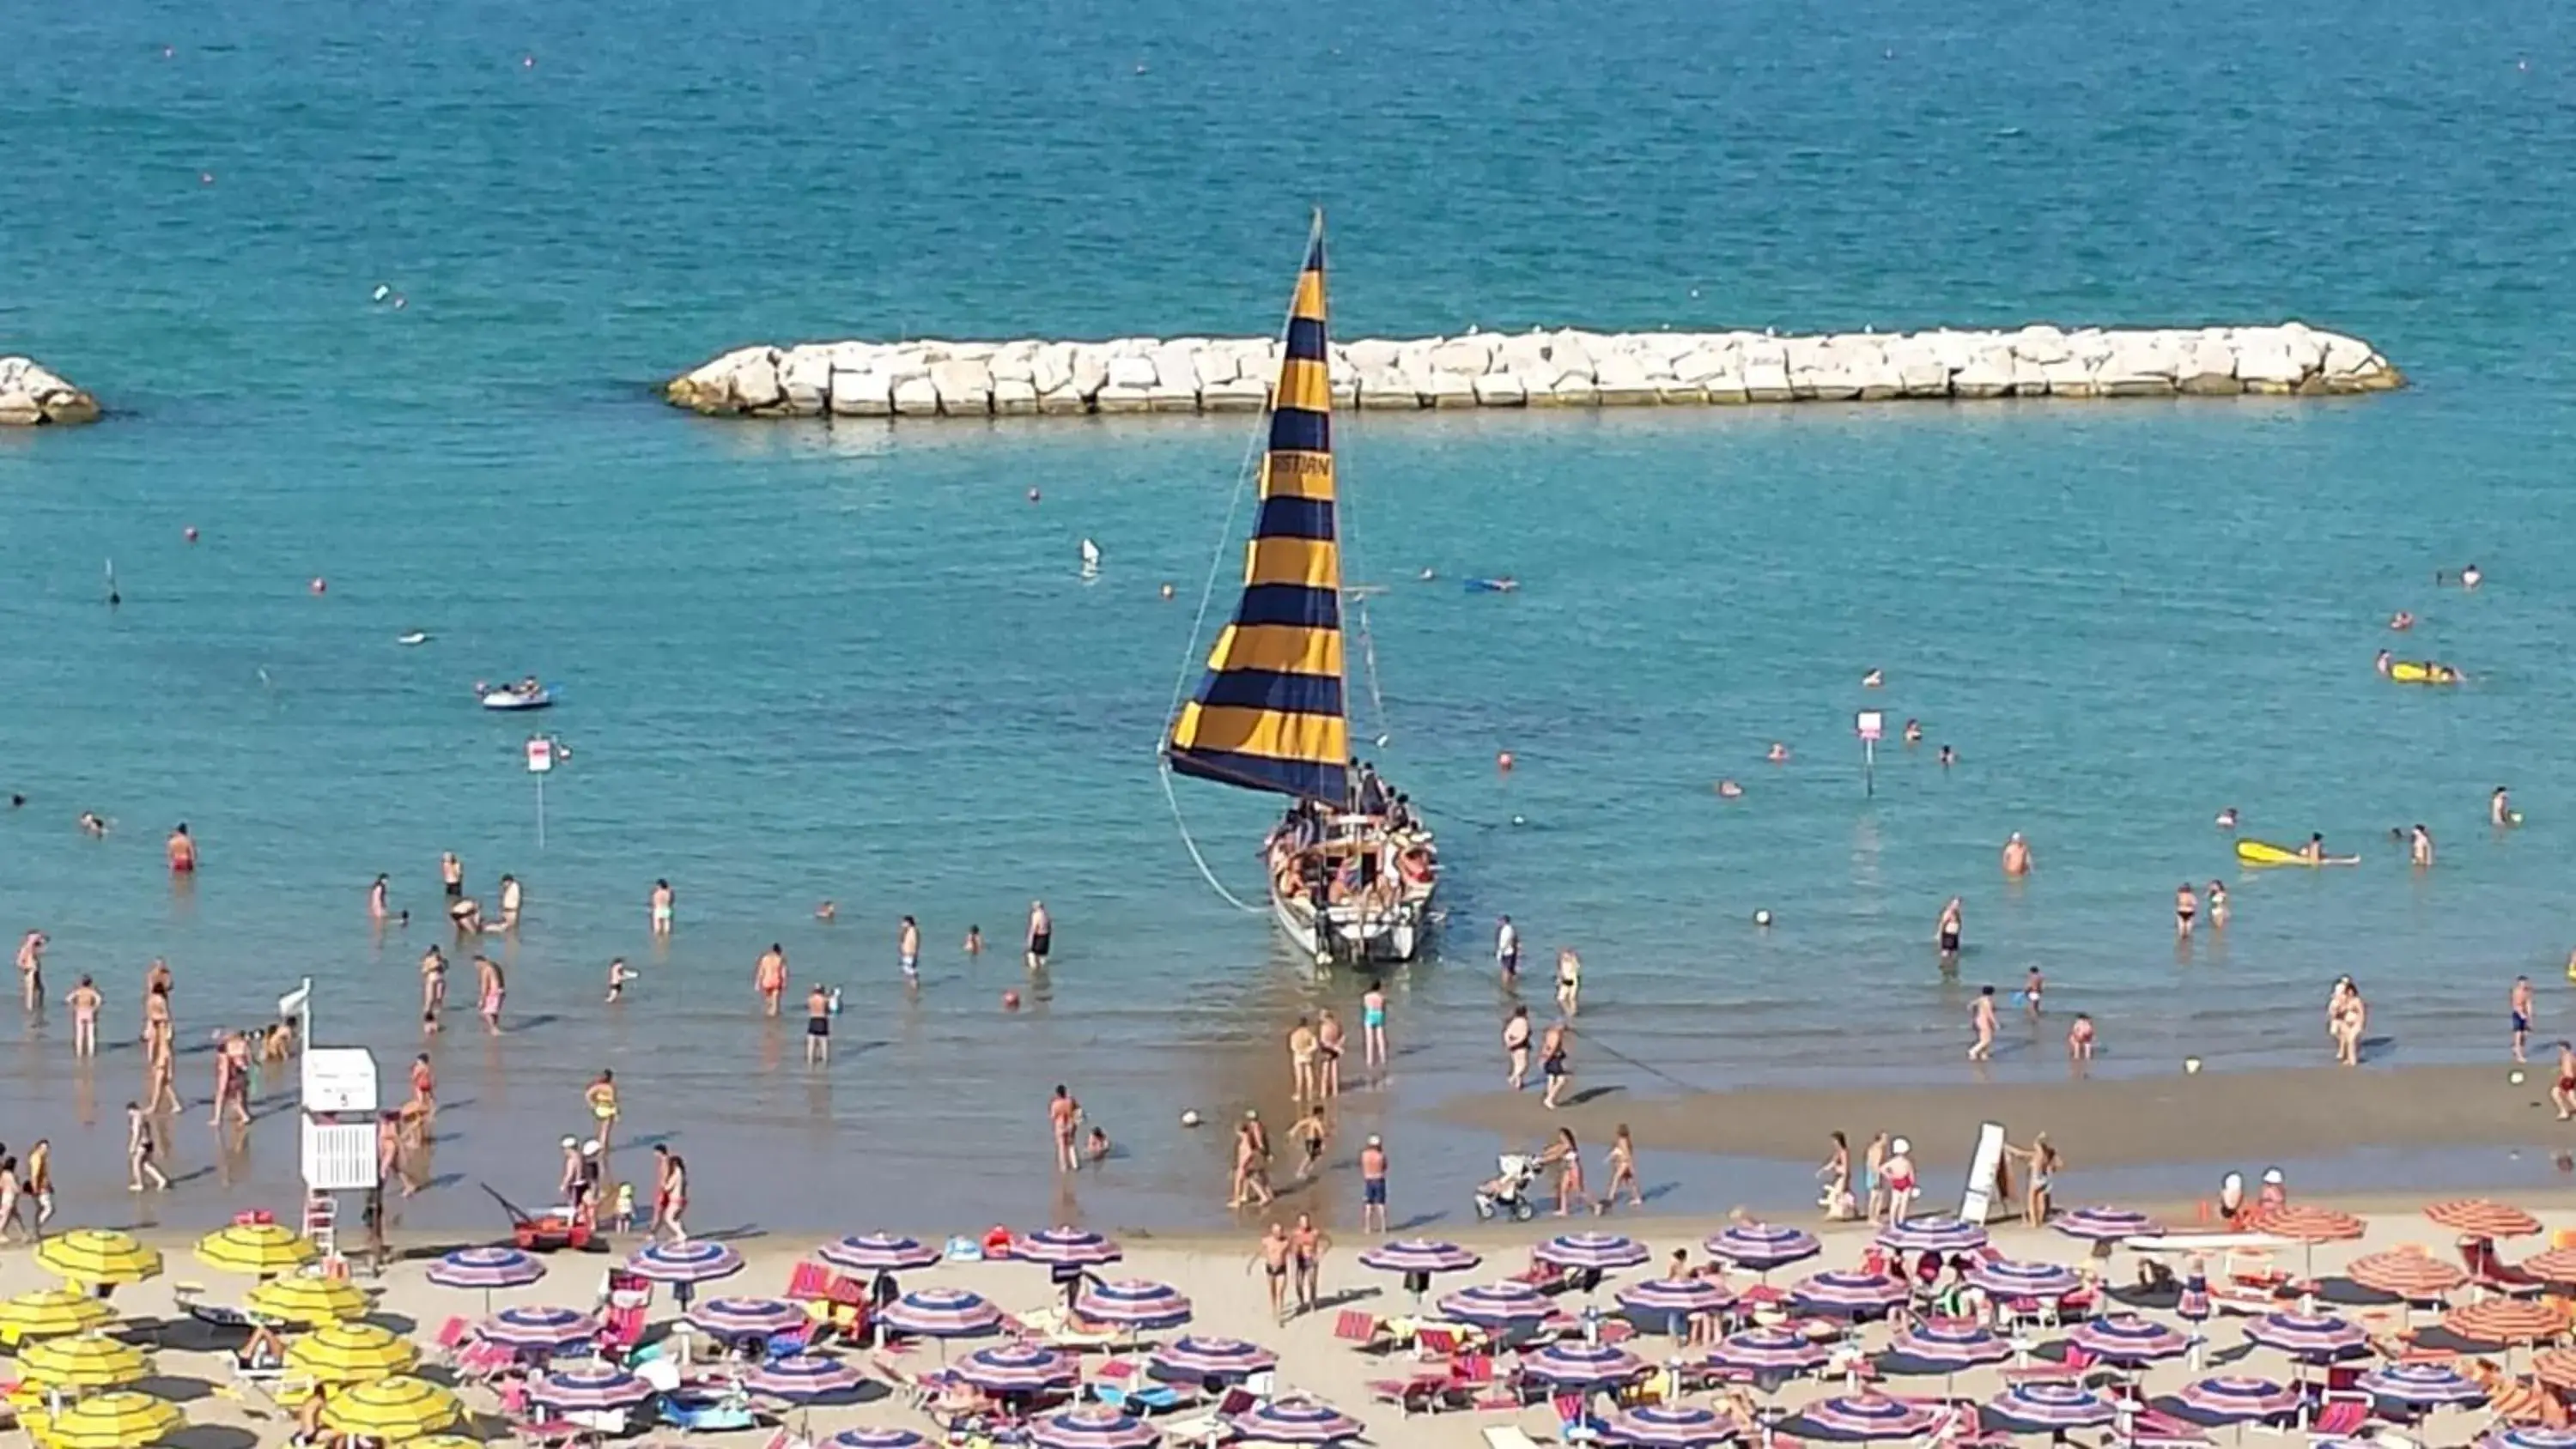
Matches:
[[192, 1222, 316, 1276], [319, 1376, 464, 1442], [0, 1288, 117, 1344], [246, 1274, 370, 1327], [404, 1436, 483, 1449], [33, 1232, 163, 1288], [283, 1320, 418, 1383], [26, 1391, 184, 1449], [18, 1336, 151, 1391]]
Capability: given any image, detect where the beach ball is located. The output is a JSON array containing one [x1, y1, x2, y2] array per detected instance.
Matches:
[[2512, 1070, 2528, 1086]]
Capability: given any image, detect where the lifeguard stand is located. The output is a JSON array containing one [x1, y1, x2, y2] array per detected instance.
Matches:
[[289, 978, 379, 1270]]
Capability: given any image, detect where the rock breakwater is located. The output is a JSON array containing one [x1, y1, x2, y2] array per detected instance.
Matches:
[[665, 322, 2402, 421], [0, 357, 100, 426]]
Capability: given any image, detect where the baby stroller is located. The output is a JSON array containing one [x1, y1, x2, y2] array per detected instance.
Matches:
[[1473, 1154, 1541, 1222]]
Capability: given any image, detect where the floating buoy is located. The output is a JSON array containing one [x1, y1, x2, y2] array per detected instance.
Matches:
[[1026, 488, 1041, 504], [309, 577, 327, 595], [1159, 583, 1175, 600], [183, 526, 198, 543], [372, 284, 390, 303], [1001, 989, 1021, 1011], [1753, 909, 1772, 927], [198, 172, 215, 185], [522, 54, 536, 68], [1510, 814, 1526, 827], [1496, 750, 1514, 773]]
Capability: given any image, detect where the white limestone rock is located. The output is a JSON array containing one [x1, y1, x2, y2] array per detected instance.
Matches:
[[0, 356, 100, 425], [1031, 343, 1075, 397], [993, 378, 1041, 415], [1472, 373, 1528, 407], [779, 346, 833, 415], [1202, 379, 1270, 412], [1094, 385, 1152, 414], [1105, 355, 1157, 391], [2176, 336, 2239, 396], [931, 359, 993, 416], [828, 368, 892, 416], [890, 375, 940, 416], [1429, 336, 1495, 375], [1069, 348, 1110, 402], [1952, 344, 2017, 399], [1740, 343, 1793, 403], [1425, 370, 1479, 408]]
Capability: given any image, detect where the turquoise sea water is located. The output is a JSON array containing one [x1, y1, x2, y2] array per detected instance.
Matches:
[[7, 0, 2576, 1230]]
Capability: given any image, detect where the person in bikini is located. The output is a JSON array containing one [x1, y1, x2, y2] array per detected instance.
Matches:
[[65, 974, 101, 1057], [2555, 1042, 2576, 1121], [1538, 1125, 1589, 1216], [2174, 882, 2198, 937], [755, 944, 787, 1015], [1361, 979, 1388, 1070], [1935, 898, 1964, 962], [1049, 1085, 1080, 1172]]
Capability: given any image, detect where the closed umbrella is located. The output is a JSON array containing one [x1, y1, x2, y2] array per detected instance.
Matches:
[[2427, 1200, 2543, 1240], [246, 1275, 370, 1326], [1600, 1403, 1737, 1448], [29, 1391, 183, 1449], [956, 1344, 1078, 1394], [1876, 1216, 1988, 1255], [1795, 1394, 1942, 1440], [2174, 1375, 2300, 1425], [19, 1336, 151, 1391], [1522, 1341, 1645, 1390], [817, 1234, 941, 1273], [1028, 1405, 1158, 1449], [1228, 1399, 1367, 1445], [285, 1321, 419, 1383], [192, 1222, 316, 1277], [1150, 1336, 1278, 1385], [2052, 1206, 2163, 1243], [35, 1232, 163, 1288], [1704, 1222, 1821, 1275], [2446, 1299, 2567, 1347], [1965, 1259, 2081, 1300], [534, 1363, 654, 1411], [1791, 1270, 1907, 1317], [1072, 1278, 1191, 1331], [0, 1288, 115, 1342], [478, 1305, 600, 1354], [1436, 1282, 1552, 1330], [2348, 1246, 2468, 1300], [2357, 1361, 2487, 1406], [2244, 1312, 2366, 1362], [319, 1377, 464, 1442], [1987, 1381, 2118, 1432]]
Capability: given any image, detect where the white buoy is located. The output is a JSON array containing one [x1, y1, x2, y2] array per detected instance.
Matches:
[[1179, 1109, 1201, 1128]]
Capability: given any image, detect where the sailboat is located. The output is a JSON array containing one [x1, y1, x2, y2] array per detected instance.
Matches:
[[1162, 214, 1439, 965]]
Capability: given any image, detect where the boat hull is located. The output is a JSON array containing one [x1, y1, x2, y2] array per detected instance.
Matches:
[[1270, 876, 1431, 966]]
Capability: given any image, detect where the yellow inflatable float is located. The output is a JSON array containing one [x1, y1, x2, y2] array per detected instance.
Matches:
[[2236, 839, 2360, 867], [2389, 660, 2459, 685]]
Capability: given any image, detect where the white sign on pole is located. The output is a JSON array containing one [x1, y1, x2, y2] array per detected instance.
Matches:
[[301, 1046, 379, 1115], [1959, 1120, 2007, 1224], [1855, 711, 1885, 743], [526, 737, 556, 774]]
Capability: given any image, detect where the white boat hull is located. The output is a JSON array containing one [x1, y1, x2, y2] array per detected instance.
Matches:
[[1271, 878, 1431, 966]]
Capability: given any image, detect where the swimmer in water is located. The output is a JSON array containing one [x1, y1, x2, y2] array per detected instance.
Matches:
[[1937, 745, 1955, 768], [2409, 824, 2434, 867], [898, 915, 920, 985], [2390, 611, 2415, 631], [2494, 786, 2516, 828], [1766, 743, 1789, 764], [2215, 807, 2239, 830], [2463, 563, 2483, 590], [963, 925, 983, 956], [2208, 880, 2229, 930], [2001, 833, 2032, 877], [1716, 779, 1743, 798], [166, 823, 197, 874], [1903, 718, 1923, 745], [2374, 649, 2393, 677], [2067, 1012, 2095, 1062], [1861, 669, 1883, 688], [2023, 966, 2044, 1016], [2174, 882, 2198, 937], [368, 874, 390, 920], [605, 957, 631, 1003], [1968, 985, 1996, 1061], [2299, 832, 2327, 864], [1935, 897, 1964, 961], [815, 900, 836, 922]]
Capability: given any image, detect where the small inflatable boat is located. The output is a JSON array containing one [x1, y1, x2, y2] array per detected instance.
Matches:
[[479, 685, 553, 712], [1464, 577, 1520, 593]]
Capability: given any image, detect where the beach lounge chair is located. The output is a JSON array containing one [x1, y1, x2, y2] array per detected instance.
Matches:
[[430, 1316, 471, 1362], [2465, 1240, 2549, 1295], [600, 1303, 647, 1355], [1367, 1372, 1451, 1417], [1332, 1310, 1389, 1352], [1092, 1360, 1182, 1415], [1163, 1387, 1257, 1446], [2309, 1395, 2370, 1437], [1480, 1429, 1544, 1449], [2126, 1409, 2211, 1447], [173, 1283, 258, 1336], [1449, 1353, 1521, 1411], [1554, 1391, 1607, 1443]]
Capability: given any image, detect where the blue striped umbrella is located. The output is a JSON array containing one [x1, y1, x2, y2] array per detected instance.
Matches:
[[1072, 1277, 1191, 1330], [1228, 1400, 1366, 1445], [685, 1296, 805, 1340], [2067, 1315, 2189, 1364], [1616, 1277, 1737, 1319], [1705, 1327, 1830, 1375], [1704, 1222, 1821, 1272], [1600, 1403, 1736, 1449], [534, 1363, 653, 1410], [1796, 1394, 1942, 1440], [1149, 1336, 1278, 1383], [829, 1431, 928, 1449], [1435, 1282, 1552, 1328], [956, 1343, 1078, 1394], [427, 1246, 545, 1290], [2245, 1311, 2367, 1361], [478, 1305, 599, 1353], [2358, 1361, 2487, 1406], [1886, 1319, 2009, 1371], [817, 1234, 939, 1273], [1987, 1381, 2118, 1431], [1029, 1406, 1158, 1449], [625, 1240, 744, 1285], [1875, 1215, 1989, 1254], [1356, 1240, 1480, 1276], [745, 1354, 866, 1403], [1534, 1233, 1649, 1272], [1523, 1341, 1646, 1389], [1792, 1270, 1908, 1316], [878, 1287, 1004, 1339], [2052, 1206, 2163, 1242], [1015, 1227, 1123, 1268], [2175, 1375, 2300, 1424], [1965, 1258, 2081, 1300], [2487, 1433, 2576, 1449]]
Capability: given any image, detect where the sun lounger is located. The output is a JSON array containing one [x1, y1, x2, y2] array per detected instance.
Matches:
[[1481, 1429, 1544, 1449], [1093, 1359, 1183, 1414], [1163, 1387, 1257, 1447], [1332, 1310, 1390, 1352], [2126, 1409, 2211, 1447]]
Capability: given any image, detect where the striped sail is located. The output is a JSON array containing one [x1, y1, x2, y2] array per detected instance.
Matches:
[[1165, 219, 1348, 804]]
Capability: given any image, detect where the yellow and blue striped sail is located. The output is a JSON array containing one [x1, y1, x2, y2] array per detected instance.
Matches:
[[1165, 223, 1349, 804]]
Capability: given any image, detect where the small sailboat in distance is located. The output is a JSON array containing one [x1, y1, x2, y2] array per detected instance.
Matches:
[[1080, 537, 1102, 580], [1161, 212, 1438, 965]]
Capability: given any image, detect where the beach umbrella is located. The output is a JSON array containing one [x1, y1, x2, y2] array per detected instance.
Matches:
[[1791, 1270, 1907, 1316], [1616, 1276, 1737, 1328], [1876, 1215, 1988, 1255], [744, 1353, 867, 1402], [192, 1222, 316, 1276], [626, 1239, 744, 1285], [1706, 1327, 1831, 1376], [2348, 1246, 2468, 1299], [2524, 1250, 2576, 1285], [2488, 1383, 2563, 1430], [534, 1363, 654, 1410], [29, 1391, 184, 1449], [1357, 1239, 1480, 1276], [2066, 1315, 2189, 1365], [2538, 1350, 2576, 1392], [1228, 1399, 1367, 1445], [2052, 1206, 2163, 1243], [1704, 1222, 1821, 1273], [1435, 1281, 1552, 1329], [1987, 1381, 2119, 1432], [36, 1231, 163, 1287], [478, 1305, 600, 1353], [1965, 1258, 2081, 1300], [1600, 1403, 1737, 1449], [2358, 1361, 2488, 1406], [2427, 1199, 2543, 1240], [246, 1274, 372, 1326], [2488, 1430, 2576, 1449], [2446, 1299, 2568, 1346], [879, 1287, 1005, 1340], [18, 1335, 151, 1390], [2244, 1311, 2367, 1361], [427, 1246, 546, 1292], [1072, 1277, 1192, 1330], [320, 1376, 464, 1442], [1795, 1394, 1942, 1440], [285, 1321, 419, 1383], [2245, 1203, 2365, 1277], [2175, 1375, 2300, 1424], [1534, 1232, 1650, 1272], [686, 1295, 807, 1340], [817, 1233, 941, 1273], [1029, 1405, 1159, 1449], [829, 1432, 930, 1449], [1015, 1226, 1124, 1268], [0, 1288, 116, 1342], [957, 1343, 1079, 1393], [402, 1438, 483, 1449], [1524, 1341, 1647, 1390], [1886, 1319, 2009, 1373], [1149, 1336, 1278, 1384]]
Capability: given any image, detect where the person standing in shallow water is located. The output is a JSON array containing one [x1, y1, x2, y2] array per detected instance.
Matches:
[[805, 983, 832, 1065], [1361, 979, 1388, 1071], [1935, 897, 1964, 963], [754, 944, 786, 1015], [649, 878, 675, 936], [1024, 900, 1052, 971]]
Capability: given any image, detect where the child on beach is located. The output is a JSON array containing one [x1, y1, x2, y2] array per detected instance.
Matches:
[[612, 1181, 636, 1234], [1291, 1105, 1328, 1179], [2068, 1013, 2096, 1064], [605, 957, 632, 1003]]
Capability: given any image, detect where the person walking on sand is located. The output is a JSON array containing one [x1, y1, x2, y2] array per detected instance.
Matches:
[[1883, 1137, 1918, 1222], [1358, 1135, 1389, 1234], [65, 975, 100, 1058], [586, 1070, 620, 1153], [1539, 1126, 1589, 1216], [475, 955, 505, 1033], [805, 983, 832, 1064], [1024, 900, 1053, 970], [16, 930, 45, 1013], [144, 1031, 180, 1115], [1291, 1104, 1329, 1179], [408, 1053, 436, 1132], [2512, 978, 2536, 1063], [1601, 1123, 1644, 1214], [1255, 1222, 1292, 1323], [1540, 1018, 1571, 1109], [2001, 833, 2032, 877], [898, 915, 920, 985], [26, 1139, 52, 1234], [1504, 1006, 1532, 1089], [1230, 1114, 1275, 1210], [1969, 985, 1997, 1061], [1863, 1131, 1890, 1223], [1818, 1131, 1852, 1221], [1050, 1085, 1080, 1173], [125, 1101, 168, 1191], [1496, 914, 1521, 984], [1555, 948, 1583, 1016], [1361, 979, 1388, 1071], [755, 944, 787, 1015], [1290, 1211, 1331, 1316], [1936, 897, 1964, 962], [1286, 1016, 1319, 1100], [1315, 1007, 1345, 1098]]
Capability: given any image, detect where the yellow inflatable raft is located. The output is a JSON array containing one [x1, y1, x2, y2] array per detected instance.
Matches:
[[2235, 840, 2360, 867], [2389, 661, 2458, 685]]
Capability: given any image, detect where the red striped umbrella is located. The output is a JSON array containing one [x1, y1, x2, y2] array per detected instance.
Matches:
[[2427, 1200, 2543, 1240], [2522, 1250, 2576, 1285], [2247, 1203, 2365, 1242], [2445, 1299, 2568, 1346], [2530, 1350, 2576, 1392], [2348, 1247, 2468, 1299]]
